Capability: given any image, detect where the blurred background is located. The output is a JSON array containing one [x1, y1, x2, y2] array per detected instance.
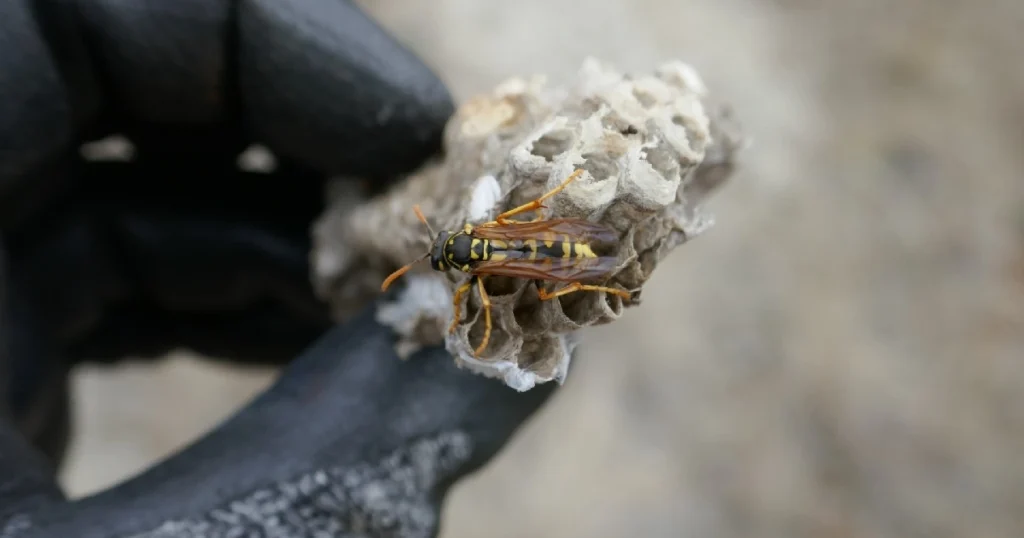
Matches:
[[58, 0, 1024, 537]]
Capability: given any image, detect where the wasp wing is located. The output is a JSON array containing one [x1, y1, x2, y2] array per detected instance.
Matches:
[[470, 255, 620, 283], [473, 218, 619, 248]]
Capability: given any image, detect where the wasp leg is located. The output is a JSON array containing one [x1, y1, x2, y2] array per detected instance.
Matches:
[[538, 281, 631, 301], [449, 279, 473, 334], [473, 276, 493, 357], [486, 168, 585, 225]]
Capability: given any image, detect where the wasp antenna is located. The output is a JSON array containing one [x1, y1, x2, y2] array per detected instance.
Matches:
[[413, 205, 437, 238], [380, 252, 430, 292]]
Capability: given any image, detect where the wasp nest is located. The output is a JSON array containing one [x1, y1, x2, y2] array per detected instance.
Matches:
[[311, 58, 743, 391]]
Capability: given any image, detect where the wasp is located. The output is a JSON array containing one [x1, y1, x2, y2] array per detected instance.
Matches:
[[380, 168, 632, 357]]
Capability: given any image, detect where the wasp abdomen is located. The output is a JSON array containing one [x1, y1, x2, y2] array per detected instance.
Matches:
[[485, 234, 598, 262]]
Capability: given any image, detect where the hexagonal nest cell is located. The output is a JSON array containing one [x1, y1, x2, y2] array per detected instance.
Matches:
[[311, 58, 744, 391]]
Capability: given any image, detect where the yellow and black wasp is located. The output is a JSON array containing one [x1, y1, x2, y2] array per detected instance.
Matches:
[[381, 168, 632, 356]]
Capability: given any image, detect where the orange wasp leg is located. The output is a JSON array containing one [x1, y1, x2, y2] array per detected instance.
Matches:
[[449, 276, 494, 357], [449, 279, 473, 335], [537, 281, 632, 301], [486, 168, 585, 226], [473, 276, 492, 357]]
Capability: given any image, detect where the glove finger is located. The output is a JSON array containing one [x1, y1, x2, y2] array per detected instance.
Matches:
[[237, 0, 454, 179], [0, 244, 68, 525], [9, 160, 332, 365], [44, 0, 451, 179], [24, 296, 557, 538], [0, 0, 78, 231], [68, 301, 332, 366], [0, 421, 65, 528]]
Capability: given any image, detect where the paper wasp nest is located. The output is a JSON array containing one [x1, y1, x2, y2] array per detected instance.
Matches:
[[311, 58, 743, 391]]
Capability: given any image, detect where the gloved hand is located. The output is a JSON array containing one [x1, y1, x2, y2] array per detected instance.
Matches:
[[0, 1, 558, 537]]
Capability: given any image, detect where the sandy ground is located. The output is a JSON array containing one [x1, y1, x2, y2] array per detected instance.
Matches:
[[60, 1, 1024, 537]]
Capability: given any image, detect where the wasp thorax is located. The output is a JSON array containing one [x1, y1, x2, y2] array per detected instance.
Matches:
[[447, 233, 474, 266], [430, 231, 452, 271]]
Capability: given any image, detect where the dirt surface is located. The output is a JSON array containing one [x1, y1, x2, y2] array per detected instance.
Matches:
[[61, 1, 1024, 537]]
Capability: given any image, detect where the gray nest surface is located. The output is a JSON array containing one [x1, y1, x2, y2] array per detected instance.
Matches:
[[311, 58, 744, 391]]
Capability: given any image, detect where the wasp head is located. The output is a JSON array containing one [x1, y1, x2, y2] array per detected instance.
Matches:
[[380, 206, 462, 293], [429, 230, 452, 271]]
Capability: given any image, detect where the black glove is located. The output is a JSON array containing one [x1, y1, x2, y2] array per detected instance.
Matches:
[[0, 1, 558, 536]]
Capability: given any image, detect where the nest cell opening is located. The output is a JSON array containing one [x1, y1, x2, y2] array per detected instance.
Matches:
[[530, 129, 574, 162]]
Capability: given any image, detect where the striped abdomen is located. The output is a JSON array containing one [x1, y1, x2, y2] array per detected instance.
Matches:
[[480, 233, 597, 262]]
